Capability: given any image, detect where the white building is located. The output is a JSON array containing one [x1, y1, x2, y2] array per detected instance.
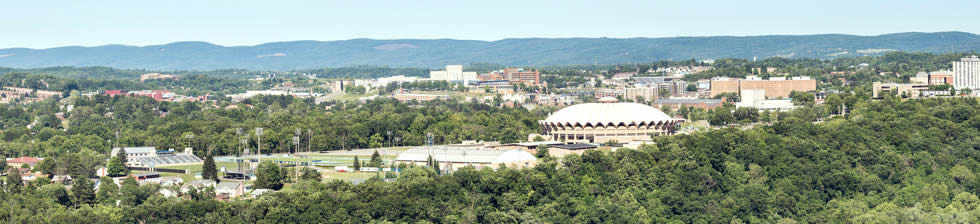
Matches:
[[429, 65, 477, 85], [736, 89, 796, 111], [953, 55, 980, 92], [216, 181, 245, 198], [110, 147, 202, 167], [377, 75, 421, 87]]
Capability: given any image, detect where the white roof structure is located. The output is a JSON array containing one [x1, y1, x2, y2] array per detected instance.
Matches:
[[134, 154, 202, 166], [110, 147, 156, 156], [395, 147, 536, 164], [543, 103, 673, 126]]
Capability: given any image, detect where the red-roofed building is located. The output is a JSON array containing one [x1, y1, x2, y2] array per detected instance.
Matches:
[[105, 90, 127, 96], [7, 157, 43, 169]]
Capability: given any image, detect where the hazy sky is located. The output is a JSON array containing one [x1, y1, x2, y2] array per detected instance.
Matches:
[[2, 0, 977, 49]]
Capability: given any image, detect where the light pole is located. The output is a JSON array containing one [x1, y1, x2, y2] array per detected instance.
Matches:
[[255, 128, 263, 156]]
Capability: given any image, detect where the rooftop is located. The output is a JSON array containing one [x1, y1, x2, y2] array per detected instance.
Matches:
[[543, 103, 673, 125], [216, 181, 243, 190], [654, 99, 723, 105], [551, 144, 599, 150], [111, 147, 157, 155], [6, 156, 42, 164]]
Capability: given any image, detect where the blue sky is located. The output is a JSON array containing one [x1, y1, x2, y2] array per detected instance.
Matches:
[[2, 0, 977, 49]]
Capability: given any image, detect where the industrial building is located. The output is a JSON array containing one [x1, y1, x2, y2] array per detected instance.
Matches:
[[539, 100, 677, 144], [394, 147, 537, 171]]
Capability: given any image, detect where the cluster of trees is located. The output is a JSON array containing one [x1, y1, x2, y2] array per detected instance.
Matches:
[[0, 93, 544, 163], [1, 97, 977, 223]]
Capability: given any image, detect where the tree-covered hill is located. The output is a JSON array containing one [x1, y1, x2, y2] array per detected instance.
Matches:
[[1, 32, 978, 70], [1, 96, 978, 223]]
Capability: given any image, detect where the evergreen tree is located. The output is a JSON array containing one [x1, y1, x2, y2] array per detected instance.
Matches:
[[96, 176, 119, 205], [353, 156, 360, 171], [369, 150, 382, 167], [254, 161, 284, 190], [202, 153, 217, 182], [71, 176, 96, 206], [432, 159, 441, 175]]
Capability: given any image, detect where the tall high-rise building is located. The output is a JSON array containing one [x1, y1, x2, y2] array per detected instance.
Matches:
[[953, 55, 980, 92]]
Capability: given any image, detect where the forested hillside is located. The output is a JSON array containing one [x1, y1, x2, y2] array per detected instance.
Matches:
[[1, 96, 978, 223], [1, 32, 977, 70]]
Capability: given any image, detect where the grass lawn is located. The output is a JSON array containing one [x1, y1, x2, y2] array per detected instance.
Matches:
[[149, 152, 401, 184], [321, 171, 384, 182], [332, 93, 374, 101]]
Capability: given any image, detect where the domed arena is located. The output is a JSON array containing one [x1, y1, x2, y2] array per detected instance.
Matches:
[[539, 102, 678, 143]]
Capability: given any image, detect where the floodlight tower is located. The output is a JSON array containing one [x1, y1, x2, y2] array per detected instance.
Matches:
[[256, 128, 264, 156]]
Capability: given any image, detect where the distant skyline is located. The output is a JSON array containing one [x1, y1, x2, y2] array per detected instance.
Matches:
[[3, 0, 979, 49]]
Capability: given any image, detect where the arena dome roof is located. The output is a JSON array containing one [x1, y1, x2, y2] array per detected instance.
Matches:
[[543, 103, 673, 126]]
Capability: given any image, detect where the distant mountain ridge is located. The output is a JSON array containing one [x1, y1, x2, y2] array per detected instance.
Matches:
[[1, 32, 978, 71]]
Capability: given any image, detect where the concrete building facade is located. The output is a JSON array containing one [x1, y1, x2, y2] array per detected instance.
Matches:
[[711, 77, 816, 98], [503, 68, 541, 86], [872, 82, 930, 98], [539, 102, 677, 144], [953, 55, 980, 91], [430, 65, 477, 85], [624, 87, 658, 102]]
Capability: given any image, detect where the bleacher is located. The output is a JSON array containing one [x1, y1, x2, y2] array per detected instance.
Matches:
[[135, 154, 203, 166]]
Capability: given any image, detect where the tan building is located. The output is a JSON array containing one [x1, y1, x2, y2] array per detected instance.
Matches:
[[872, 82, 929, 98], [624, 87, 658, 102], [503, 68, 541, 86], [539, 102, 677, 144], [711, 77, 816, 98]]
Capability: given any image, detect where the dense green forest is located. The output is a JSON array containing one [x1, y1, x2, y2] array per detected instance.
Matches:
[[0, 94, 545, 159], [1, 96, 978, 223]]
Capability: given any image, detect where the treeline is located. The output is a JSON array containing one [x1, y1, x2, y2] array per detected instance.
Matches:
[[0, 94, 546, 160], [682, 52, 971, 84], [299, 65, 429, 79], [2, 97, 978, 223], [0, 73, 262, 96]]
